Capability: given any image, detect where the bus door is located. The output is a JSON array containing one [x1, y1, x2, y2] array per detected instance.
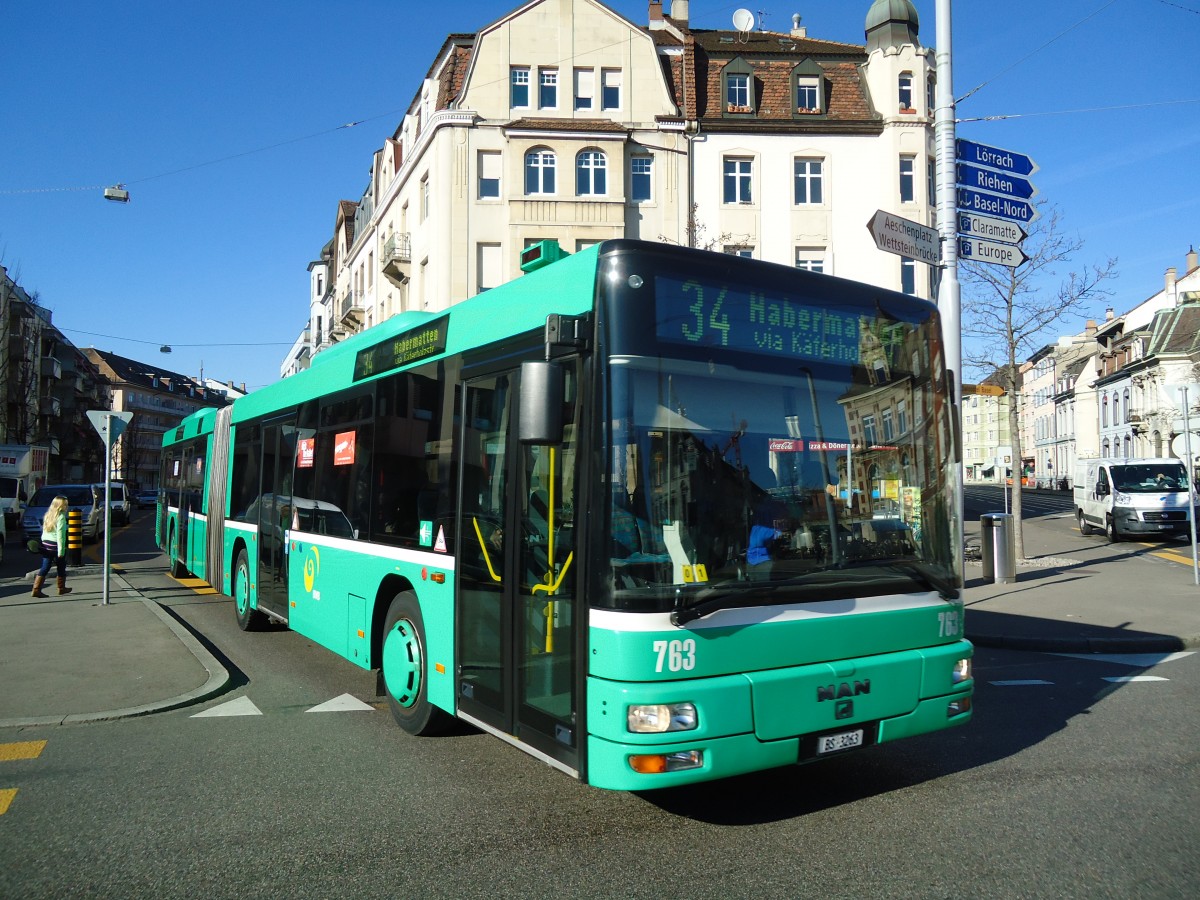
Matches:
[[457, 363, 581, 769], [256, 415, 297, 622]]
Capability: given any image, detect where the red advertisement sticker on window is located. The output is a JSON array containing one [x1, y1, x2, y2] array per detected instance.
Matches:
[[333, 431, 356, 466], [297, 437, 315, 469]]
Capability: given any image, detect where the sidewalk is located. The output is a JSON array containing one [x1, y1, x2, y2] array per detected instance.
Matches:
[[0, 516, 1197, 730], [0, 564, 229, 729]]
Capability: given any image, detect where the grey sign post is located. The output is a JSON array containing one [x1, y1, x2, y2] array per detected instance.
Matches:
[[86, 410, 133, 605], [1166, 384, 1200, 586]]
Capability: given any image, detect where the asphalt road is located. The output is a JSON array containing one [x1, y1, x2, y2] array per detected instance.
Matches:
[[1, 514, 1196, 898]]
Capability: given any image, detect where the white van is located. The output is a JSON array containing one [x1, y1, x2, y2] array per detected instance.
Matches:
[[1074, 458, 1196, 541]]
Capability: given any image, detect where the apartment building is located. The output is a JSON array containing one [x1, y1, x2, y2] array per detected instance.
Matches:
[[282, 0, 938, 376]]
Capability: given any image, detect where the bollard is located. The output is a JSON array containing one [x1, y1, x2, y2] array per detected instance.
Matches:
[[67, 508, 83, 567], [980, 512, 1016, 584]]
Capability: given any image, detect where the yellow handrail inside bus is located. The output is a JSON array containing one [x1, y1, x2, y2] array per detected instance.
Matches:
[[472, 516, 502, 583]]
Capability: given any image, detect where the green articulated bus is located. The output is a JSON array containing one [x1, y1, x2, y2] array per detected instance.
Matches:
[[160, 239, 972, 790]]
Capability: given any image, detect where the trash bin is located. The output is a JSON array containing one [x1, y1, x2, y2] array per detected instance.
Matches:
[[980, 512, 1016, 584]]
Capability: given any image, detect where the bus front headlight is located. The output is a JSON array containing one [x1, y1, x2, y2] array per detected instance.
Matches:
[[627, 702, 698, 733]]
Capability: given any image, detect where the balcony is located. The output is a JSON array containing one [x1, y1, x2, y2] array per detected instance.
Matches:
[[40, 357, 62, 379], [40, 396, 61, 416], [338, 289, 363, 328], [382, 232, 412, 287]]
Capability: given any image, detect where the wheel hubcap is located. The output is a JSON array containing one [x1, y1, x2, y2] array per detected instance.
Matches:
[[383, 618, 421, 708], [236, 564, 249, 614]]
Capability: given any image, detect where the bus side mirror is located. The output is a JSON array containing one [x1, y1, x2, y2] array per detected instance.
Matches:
[[519, 360, 564, 444]]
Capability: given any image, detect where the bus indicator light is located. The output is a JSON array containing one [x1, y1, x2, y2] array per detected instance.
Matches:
[[628, 750, 704, 774]]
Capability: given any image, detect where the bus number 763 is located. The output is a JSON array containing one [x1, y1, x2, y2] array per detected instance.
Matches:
[[653, 638, 697, 673]]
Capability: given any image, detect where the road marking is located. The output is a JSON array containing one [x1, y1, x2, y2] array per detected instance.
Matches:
[[0, 788, 16, 815], [0, 740, 47, 761], [306, 694, 375, 713], [989, 679, 1054, 686], [1102, 675, 1169, 683], [1151, 549, 1196, 566], [173, 576, 219, 595], [191, 696, 263, 717], [1052, 651, 1194, 667]]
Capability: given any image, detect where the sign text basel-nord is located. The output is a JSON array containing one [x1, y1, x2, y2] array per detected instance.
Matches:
[[954, 138, 1038, 269]]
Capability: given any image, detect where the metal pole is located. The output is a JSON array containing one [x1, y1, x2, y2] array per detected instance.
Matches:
[[1182, 386, 1198, 586], [102, 414, 112, 606], [935, 0, 963, 572]]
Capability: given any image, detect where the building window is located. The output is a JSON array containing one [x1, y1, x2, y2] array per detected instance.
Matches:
[[927, 159, 936, 205], [900, 155, 915, 203], [794, 247, 825, 273], [574, 68, 593, 110], [1123, 388, 1131, 423], [478, 151, 501, 199], [630, 155, 652, 202], [726, 72, 750, 110], [863, 414, 877, 447], [524, 149, 556, 195], [576, 150, 606, 196], [723, 157, 753, 203], [927, 74, 936, 113], [421, 175, 430, 221], [898, 400, 908, 435], [793, 158, 823, 204], [725, 246, 753, 258], [901, 257, 916, 295], [882, 408, 895, 441], [1102, 395, 1108, 427], [539, 68, 558, 109], [511, 67, 530, 108], [601, 69, 621, 110], [899, 72, 914, 110], [795, 76, 820, 112], [477, 243, 502, 293]]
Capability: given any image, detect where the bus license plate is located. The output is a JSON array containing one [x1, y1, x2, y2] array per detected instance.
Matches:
[[817, 729, 864, 754]]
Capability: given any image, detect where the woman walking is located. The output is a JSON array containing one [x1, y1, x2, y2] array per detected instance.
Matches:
[[32, 494, 72, 598]]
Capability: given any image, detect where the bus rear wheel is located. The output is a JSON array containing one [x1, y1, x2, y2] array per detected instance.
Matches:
[[382, 591, 450, 736], [233, 549, 265, 631], [168, 525, 187, 578]]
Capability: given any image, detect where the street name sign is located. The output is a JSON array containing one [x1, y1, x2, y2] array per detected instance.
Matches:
[[955, 138, 1038, 177], [866, 210, 941, 265], [958, 237, 1028, 268], [955, 162, 1037, 200], [957, 211, 1026, 245], [956, 187, 1039, 225]]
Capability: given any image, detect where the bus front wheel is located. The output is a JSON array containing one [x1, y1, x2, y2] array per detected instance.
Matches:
[[233, 549, 264, 631], [381, 591, 450, 736]]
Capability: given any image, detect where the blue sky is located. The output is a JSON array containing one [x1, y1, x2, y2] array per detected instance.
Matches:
[[3, 1, 1197, 392]]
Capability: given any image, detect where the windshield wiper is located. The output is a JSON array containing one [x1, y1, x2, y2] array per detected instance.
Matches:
[[671, 584, 773, 627]]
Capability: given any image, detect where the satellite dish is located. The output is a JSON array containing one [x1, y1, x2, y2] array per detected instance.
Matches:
[[732, 8, 755, 33]]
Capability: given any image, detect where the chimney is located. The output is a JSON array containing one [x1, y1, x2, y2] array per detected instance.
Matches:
[[1166, 266, 1177, 297], [670, 0, 689, 24], [791, 14, 806, 38], [1085, 320, 1097, 336], [1105, 307, 1114, 321], [1188, 245, 1198, 272], [648, 0, 663, 27]]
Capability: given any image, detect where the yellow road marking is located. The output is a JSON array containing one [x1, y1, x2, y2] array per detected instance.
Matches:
[[173, 576, 219, 595], [0, 740, 47, 761], [0, 788, 17, 815], [1151, 549, 1196, 566]]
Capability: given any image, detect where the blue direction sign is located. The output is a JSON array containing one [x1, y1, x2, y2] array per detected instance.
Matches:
[[955, 138, 1038, 177], [957, 187, 1039, 225], [956, 162, 1037, 200]]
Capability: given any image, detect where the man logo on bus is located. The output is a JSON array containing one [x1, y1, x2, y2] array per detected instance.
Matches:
[[817, 680, 871, 702], [303, 546, 320, 593]]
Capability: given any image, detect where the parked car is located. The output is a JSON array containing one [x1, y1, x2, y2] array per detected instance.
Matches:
[[135, 490, 158, 509], [23, 484, 105, 542], [106, 481, 132, 525]]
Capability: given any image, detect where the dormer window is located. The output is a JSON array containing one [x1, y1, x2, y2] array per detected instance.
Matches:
[[723, 58, 755, 115], [790, 59, 825, 116]]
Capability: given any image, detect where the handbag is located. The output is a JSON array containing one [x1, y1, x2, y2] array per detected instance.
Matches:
[[26, 538, 42, 554]]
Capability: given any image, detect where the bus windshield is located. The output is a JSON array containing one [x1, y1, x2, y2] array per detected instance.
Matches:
[[600, 250, 957, 615]]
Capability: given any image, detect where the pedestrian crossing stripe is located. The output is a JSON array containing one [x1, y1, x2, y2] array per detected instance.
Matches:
[[0, 740, 47, 761], [1102, 676, 1170, 683], [989, 680, 1054, 686]]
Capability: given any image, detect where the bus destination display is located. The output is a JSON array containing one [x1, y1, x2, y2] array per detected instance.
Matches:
[[354, 317, 449, 381], [654, 275, 862, 364]]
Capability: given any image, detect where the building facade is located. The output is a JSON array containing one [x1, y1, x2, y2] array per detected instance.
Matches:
[[283, 0, 939, 376]]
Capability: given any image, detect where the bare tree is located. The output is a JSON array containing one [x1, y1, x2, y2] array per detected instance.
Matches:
[[659, 204, 747, 252], [961, 204, 1117, 558]]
